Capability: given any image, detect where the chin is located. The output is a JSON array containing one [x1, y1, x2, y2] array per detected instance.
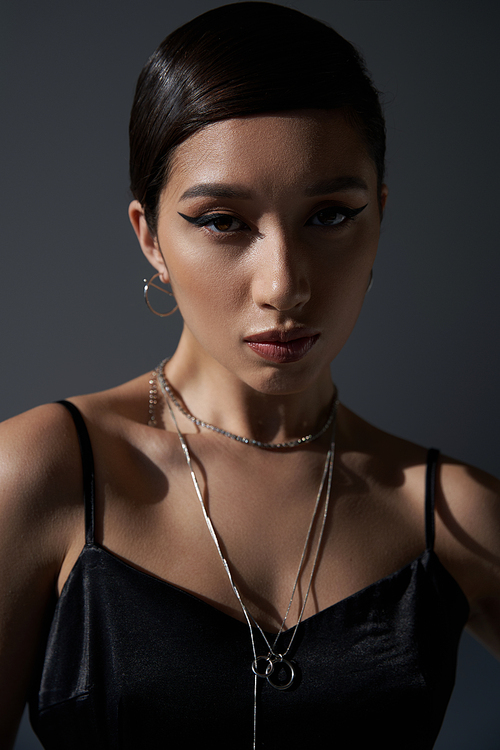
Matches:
[[241, 360, 332, 398]]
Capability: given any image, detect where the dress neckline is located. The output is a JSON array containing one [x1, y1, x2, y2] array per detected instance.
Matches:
[[61, 541, 469, 636]]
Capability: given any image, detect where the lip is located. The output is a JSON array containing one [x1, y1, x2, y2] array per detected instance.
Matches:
[[244, 327, 319, 343], [244, 329, 320, 363]]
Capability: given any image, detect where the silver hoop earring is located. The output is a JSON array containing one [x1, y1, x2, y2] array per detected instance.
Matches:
[[366, 269, 374, 293], [143, 273, 179, 317]]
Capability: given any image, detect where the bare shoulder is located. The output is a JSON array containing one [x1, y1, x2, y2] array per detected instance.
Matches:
[[434, 455, 500, 596], [0, 367, 164, 578], [345, 407, 500, 652], [0, 401, 85, 542], [343, 405, 500, 529], [341, 406, 500, 597], [0, 399, 92, 606], [431, 455, 500, 655], [0, 370, 154, 575], [438, 453, 500, 526]]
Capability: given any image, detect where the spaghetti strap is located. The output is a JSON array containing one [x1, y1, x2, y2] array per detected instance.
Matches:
[[56, 400, 95, 545], [425, 447, 440, 551]]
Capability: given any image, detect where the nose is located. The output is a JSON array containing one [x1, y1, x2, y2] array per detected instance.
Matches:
[[251, 233, 311, 312]]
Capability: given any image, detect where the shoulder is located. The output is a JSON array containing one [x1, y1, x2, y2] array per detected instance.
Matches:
[[0, 371, 160, 579], [431, 456, 500, 655], [0, 402, 86, 564], [341, 405, 500, 538], [0, 371, 150, 545], [368, 421, 500, 606], [437, 455, 500, 525], [0, 401, 84, 508], [362, 414, 500, 652], [434, 456, 500, 597], [340, 405, 500, 602]]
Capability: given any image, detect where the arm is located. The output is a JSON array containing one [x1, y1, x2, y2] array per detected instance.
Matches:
[[0, 404, 84, 747], [436, 459, 500, 658]]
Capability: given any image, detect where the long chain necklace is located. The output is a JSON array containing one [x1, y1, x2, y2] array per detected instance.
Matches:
[[155, 357, 337, 449], [153, 362, 338, 748]]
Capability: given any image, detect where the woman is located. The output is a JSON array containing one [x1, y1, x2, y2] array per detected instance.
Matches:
[[1, 3, 499, 748]]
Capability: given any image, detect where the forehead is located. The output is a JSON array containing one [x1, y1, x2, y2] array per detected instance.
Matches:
[[167, 111, 377, 198]]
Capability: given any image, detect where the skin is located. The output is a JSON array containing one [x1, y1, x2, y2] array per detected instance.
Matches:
[[128, 112, 500, 641], [132, 112, 383, 439], [0, 111, 499, 746]]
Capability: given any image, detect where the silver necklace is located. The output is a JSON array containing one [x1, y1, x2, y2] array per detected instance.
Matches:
[[155, 357, 337, 449], [159, 370, 338, 748]]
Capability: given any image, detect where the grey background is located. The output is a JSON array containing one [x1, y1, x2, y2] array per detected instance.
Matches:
[[2, 0, 499, 747]]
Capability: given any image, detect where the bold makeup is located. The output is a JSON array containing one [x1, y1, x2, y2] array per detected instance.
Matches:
[[178, 202, 368, 233], [244, 330, 320, 364], [177, 212, 248, 232], [307, 203, 367, 226]]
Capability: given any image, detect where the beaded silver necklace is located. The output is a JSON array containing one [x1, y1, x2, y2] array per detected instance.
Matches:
[[155, 357, 337, 449], [153, 362, 338, 748]]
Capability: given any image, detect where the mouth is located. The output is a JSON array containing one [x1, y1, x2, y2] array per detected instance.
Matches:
[[244, 329, 320, 363]]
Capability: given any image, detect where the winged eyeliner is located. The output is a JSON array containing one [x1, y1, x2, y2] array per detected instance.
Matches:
[[177, 204, 368, 227]]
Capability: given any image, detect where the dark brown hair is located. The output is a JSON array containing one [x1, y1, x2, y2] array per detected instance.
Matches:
[[129, 1, 386, 233]]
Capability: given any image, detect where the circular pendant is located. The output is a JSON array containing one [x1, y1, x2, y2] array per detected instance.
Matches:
[[252, 656, 275, 679], [252, 655, 295, 690]]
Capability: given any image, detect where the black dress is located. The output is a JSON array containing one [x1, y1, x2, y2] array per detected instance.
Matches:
[[29, 400, 469, 749]]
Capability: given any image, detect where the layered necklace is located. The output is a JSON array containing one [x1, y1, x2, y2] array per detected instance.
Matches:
[[154, 357, 337, 449], [151, 360, 338, 748]]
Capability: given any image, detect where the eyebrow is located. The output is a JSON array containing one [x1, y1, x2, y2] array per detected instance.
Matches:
[[179, 175, 369, 202], [179, 183, 252, 201], [304, 176, 369, 196]]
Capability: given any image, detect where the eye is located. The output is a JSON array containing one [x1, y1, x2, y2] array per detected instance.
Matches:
[[309, 208, 347, 227], [178, 212, 250, 233], [205, 214, 248, 233], [307, 204, 368, 227]]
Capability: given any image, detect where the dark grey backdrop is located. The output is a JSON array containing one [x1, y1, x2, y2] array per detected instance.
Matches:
[[2, 1, 499, 747]]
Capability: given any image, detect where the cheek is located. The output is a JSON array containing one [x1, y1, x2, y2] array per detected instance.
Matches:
[[165, 242, 248, 321], [317, 223, 379, 297], [314, 226, 379, 346]]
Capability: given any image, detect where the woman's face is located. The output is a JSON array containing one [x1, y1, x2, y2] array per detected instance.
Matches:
[[131, 111, 387, 396]]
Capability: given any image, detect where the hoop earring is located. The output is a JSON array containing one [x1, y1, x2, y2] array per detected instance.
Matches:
[[143, 273, 179, 317], [366, 269, 374, 293]]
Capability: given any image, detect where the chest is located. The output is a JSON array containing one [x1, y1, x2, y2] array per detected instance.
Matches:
[[63, 439, 429, 632]]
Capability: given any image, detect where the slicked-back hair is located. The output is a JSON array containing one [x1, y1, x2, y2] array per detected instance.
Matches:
[[129, 2, 386, 233]]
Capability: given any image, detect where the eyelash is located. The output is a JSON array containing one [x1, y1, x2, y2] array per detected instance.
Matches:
[[178, 204, 367, 235], [306, 204, 367, 227], [178, 212, 251, 233]]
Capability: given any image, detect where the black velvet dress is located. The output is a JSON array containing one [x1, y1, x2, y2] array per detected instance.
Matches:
[[29, 401, 469, 749]]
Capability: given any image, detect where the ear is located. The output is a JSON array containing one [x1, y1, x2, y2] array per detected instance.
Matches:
[[380, 184, 389, 213], [128, 200, 169, 283]]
